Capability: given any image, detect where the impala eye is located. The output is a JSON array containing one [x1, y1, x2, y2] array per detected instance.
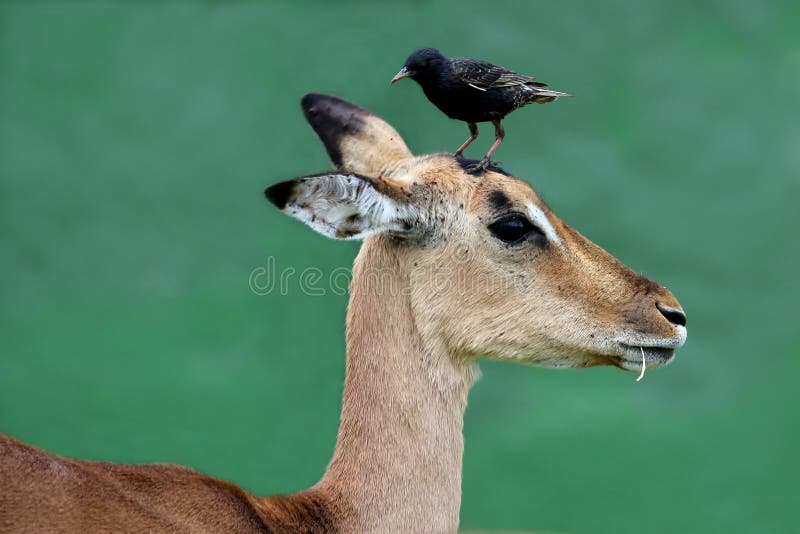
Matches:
[[488, 214, 544, 245]]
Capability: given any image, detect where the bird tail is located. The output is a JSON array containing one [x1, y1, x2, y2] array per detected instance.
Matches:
[[527, 87, 572, 104]]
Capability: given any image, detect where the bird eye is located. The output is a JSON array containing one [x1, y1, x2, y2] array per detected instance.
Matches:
[[488, 214, 543, 244]]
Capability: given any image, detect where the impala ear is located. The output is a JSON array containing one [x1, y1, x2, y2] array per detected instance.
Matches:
[[301, 93, 413, 175], [265, 172, 421, 240]]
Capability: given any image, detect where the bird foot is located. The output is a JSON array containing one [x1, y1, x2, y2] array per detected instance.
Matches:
[[464, 157, 499, 175]]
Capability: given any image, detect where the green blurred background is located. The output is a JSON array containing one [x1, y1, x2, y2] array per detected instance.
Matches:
[[1, 1, 798, 532]]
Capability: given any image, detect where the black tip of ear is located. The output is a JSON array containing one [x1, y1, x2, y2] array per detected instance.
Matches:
[[301, 93, 366, 119], [264, 180, 297, 210], [301, 93, 367, 168]]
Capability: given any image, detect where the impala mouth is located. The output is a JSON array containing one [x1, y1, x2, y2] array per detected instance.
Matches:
[[612, 324, 687, 373], [616, 344, 676, 372]]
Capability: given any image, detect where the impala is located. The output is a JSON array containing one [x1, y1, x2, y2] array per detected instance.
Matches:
[[0, 93, 687, 533]]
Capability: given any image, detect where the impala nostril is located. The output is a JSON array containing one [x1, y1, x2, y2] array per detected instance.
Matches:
[[656, 302, 686, 327]]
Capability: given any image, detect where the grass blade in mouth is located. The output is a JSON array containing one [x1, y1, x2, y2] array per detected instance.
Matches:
[[636, 346, 647, 382]]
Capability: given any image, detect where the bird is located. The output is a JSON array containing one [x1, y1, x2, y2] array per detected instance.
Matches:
[[391, 48, 570, 173]]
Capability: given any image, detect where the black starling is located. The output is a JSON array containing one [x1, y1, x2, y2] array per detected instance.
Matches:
[[391, 48, 570, 173]]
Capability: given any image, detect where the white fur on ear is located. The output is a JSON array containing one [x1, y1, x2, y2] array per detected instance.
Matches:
[[265, 173, 419, 240]]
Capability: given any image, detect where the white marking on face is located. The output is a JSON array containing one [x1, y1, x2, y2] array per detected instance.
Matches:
[[526, 203, 561, 245], [675, 325, 687, 346]]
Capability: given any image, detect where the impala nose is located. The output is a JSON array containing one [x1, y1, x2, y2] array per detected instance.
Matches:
[[656, 302, 687, 327]]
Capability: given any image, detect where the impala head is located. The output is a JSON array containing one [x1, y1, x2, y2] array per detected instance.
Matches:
[[265, 93, 686, 373]]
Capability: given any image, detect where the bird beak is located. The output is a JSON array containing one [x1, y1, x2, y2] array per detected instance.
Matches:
[[391, 66, 411, 84]]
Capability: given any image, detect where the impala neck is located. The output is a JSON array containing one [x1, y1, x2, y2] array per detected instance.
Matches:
[[318, 237, 478, 532]]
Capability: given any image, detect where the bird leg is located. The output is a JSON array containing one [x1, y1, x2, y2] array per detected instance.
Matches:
[[485, 120, 505, 160], [466, 120, 504, 174], [455, 122, 478, 157]]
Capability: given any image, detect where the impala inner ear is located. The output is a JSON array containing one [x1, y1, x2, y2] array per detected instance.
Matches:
[[265, 172, 421, 241]]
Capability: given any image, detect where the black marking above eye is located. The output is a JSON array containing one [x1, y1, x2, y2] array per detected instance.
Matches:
[[488, 214, 545, 245], [488, 190, 511, 209]]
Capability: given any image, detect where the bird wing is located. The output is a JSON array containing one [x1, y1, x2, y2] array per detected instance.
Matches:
[[450, 58, 548, 90]]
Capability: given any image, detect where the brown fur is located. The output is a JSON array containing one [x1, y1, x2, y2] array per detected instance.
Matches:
[[0, 94, 686, 533]]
